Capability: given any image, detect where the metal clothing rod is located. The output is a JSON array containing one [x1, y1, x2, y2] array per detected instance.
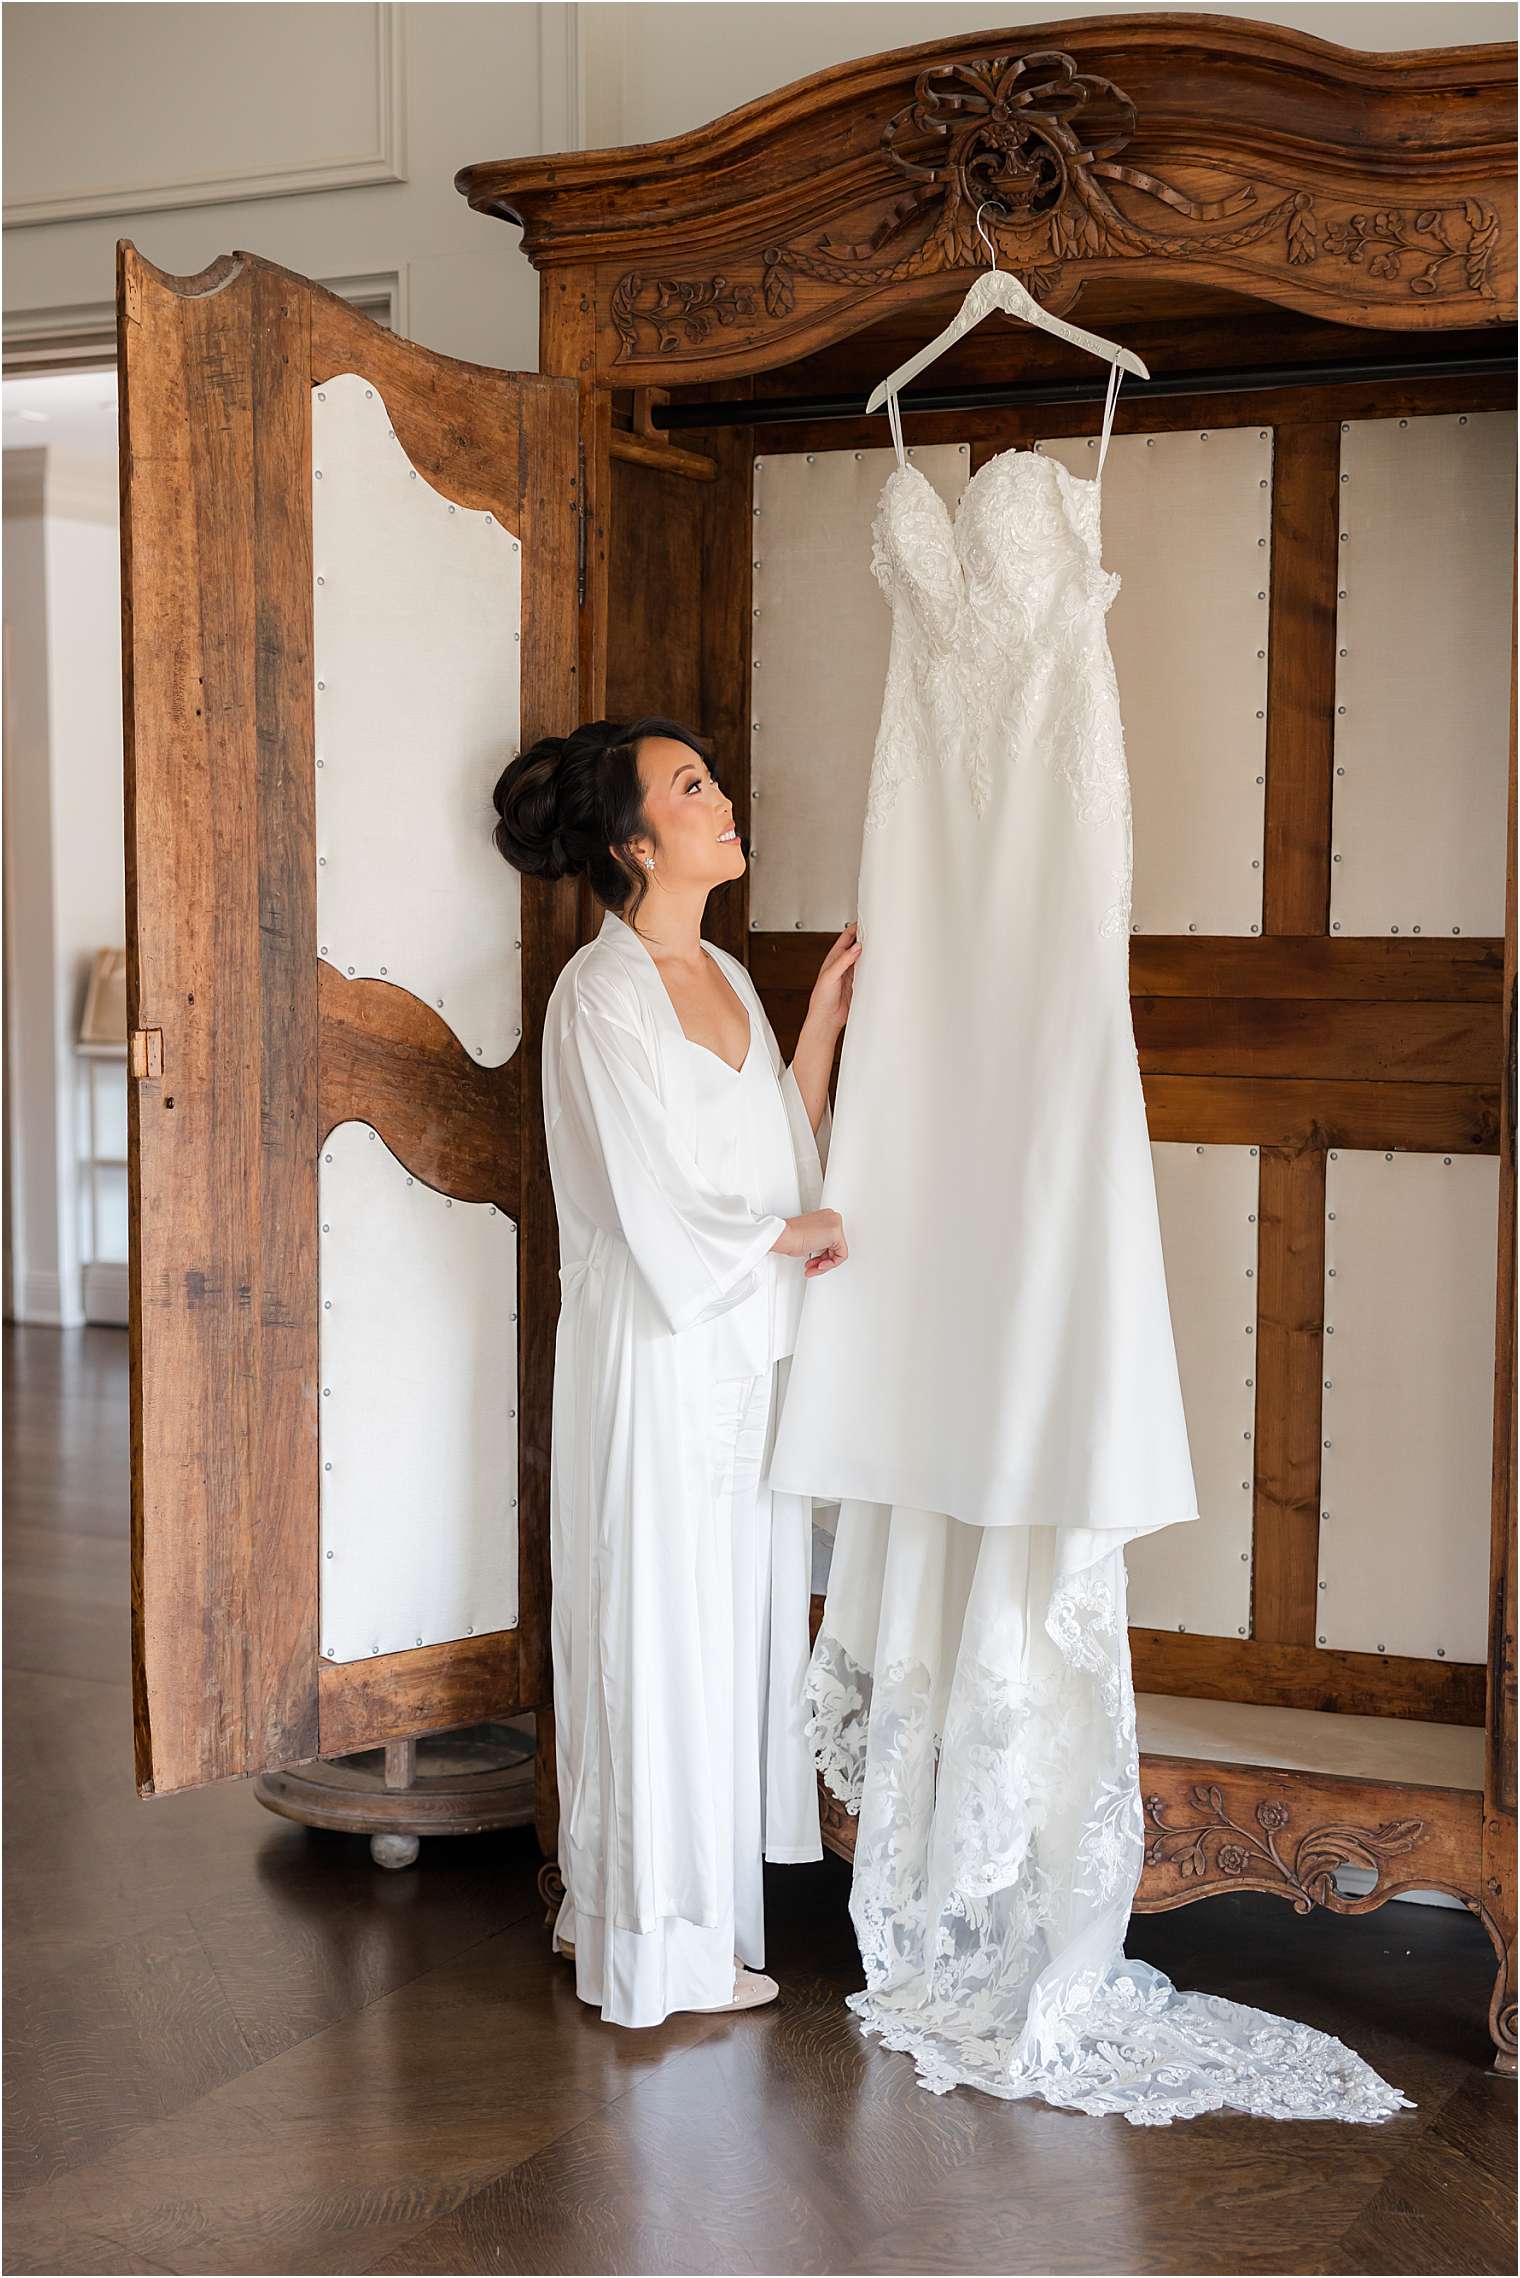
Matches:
[[651, 352, 1515, 431]]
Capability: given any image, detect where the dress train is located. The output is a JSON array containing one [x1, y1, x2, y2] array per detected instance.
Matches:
[[807, 1508, 1412, 2125]]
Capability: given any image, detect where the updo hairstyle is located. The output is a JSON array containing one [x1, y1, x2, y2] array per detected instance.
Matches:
[[491, 715, 715, 921]]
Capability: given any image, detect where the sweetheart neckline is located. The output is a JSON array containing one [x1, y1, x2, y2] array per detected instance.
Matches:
[[884, 445, 1101, 523]]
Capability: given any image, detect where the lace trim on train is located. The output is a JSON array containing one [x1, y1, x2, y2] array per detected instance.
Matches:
[[804, 1558, 1412, 2127]]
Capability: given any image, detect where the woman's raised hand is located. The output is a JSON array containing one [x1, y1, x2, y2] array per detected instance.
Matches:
[[807, 922, 861, 1035], [772, 1210, 848, 1277]]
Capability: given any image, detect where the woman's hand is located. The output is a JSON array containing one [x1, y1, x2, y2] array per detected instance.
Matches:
[[806, 922, 861, 1038], [771, 1210, 848, 1278], [789, 924, 860, 1137]]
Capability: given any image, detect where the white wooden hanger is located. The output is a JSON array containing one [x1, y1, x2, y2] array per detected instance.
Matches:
[[866, 202, 1149, 471]]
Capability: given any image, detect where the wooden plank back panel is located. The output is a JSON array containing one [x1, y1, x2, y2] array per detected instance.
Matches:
[[739, 386, 1505, 1726], [1263, 424, 1343, 937], [1480, 554, 1517, 2069], [1490, 567, 1518, 1819]]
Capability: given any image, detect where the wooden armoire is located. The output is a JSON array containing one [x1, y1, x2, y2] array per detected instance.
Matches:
[[119, 15, 1518, 2063]]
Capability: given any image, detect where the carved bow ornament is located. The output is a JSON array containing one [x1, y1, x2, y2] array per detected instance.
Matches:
[[608, 46, 1501, 361]]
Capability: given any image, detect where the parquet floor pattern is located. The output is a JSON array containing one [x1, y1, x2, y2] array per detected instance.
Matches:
[[4, 1324, 1514, 2276]]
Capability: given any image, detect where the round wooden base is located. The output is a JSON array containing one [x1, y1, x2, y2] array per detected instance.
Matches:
[[254, 1720, 536, 1868]]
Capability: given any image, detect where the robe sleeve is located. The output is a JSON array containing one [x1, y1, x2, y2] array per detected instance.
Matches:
[[779, 1062, 831, 1213], [559, 987, 789, 1337]]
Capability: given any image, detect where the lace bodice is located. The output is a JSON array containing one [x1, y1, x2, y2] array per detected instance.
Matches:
[[866, 450, 1132, 937], [870, 451, 1120, 631]]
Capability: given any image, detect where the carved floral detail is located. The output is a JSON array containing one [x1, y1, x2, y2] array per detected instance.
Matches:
[[1144, 1783, 1426, 1912], [606, 45, 1505, 363], [1320, 198, 1501, 297], [610, 270, 758, 360]]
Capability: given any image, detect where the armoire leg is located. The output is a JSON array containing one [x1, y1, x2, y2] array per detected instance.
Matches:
[[1494, 1949, 1513, 2077], [1481, 1812, 1516, 2075], [534, 1704, 560, 1863], [1489, 1925, 1516, 2076], [371, 1738, 421, 1869]]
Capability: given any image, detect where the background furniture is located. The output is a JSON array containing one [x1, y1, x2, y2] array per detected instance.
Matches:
[[78, 946, 129, 1325]]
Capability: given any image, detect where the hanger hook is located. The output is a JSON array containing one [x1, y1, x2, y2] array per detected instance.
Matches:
[[973, 198, 1002, 271]]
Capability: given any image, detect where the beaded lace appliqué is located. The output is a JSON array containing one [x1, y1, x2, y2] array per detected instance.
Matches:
[[805, 1540, 1412, 2126], [865, 455, 1133, 940]]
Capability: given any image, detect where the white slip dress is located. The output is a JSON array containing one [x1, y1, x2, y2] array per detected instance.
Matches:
[[763, 373, 1411, 2124]]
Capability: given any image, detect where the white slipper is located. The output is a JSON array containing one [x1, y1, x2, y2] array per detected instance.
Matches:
[[702, 1964, 779, 2014], [554, 1937, 775, 2013]]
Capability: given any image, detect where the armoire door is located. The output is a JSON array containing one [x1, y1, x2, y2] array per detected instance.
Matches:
[[119, 243, 580, 1798]]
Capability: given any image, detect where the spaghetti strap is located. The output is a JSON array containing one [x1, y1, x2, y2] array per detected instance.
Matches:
[[886, 388, 908, 473], [1096, 364, 1123, 480]]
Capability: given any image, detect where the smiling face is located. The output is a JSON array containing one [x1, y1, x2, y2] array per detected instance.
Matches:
[[624, 735, 743, 889]]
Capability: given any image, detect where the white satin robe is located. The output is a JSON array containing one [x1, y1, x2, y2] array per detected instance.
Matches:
[[541, 907, 831, 2024]]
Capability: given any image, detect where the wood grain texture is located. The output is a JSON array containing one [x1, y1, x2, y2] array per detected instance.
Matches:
[[1139, 1075, 1498, 1151], [458, 18, 1516, 377], [120, 246, 579, 1793], [1481, 541, 1517, 2071], [694, 396, 757, 967], [317, 971, 520, 1209], [751, 929, 1507, 1002], [1132, 995, 1500, 1082], [120, 245, 319, 1800], [603, 452, 706, 725], [1263, 421, 1342, 936], [745, 364, 1517, 459], [1252, 1146, 1327, 1646], [318, 1632, 522, 1758], [1136, 1755, 1487, 1920], [1132, 1630, 1485, 1726]]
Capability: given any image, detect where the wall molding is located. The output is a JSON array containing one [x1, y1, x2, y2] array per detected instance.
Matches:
[[3, 269, 407, 377], [4, 2, 407, 228], [18, 1267, 66, 1327]]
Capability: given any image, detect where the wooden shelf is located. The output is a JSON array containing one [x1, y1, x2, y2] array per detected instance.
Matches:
[[1138, 1692, 1485, 1792]]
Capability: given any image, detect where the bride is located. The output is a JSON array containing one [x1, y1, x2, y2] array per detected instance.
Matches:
[[492, 712, 858, 2028]]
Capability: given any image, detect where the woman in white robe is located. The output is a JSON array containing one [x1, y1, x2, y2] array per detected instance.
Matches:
[[492, 715, 858, 2027]]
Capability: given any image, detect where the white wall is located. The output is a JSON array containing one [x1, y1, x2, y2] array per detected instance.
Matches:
[[2, 450, 120, 1323], [3, 460, 64, 1322], [580, 2, 1515, 147], [2, 1, 1510, 1324], [2, 1, 569, 370]]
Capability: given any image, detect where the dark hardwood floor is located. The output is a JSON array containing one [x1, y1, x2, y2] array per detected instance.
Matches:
[[4, 1321, 1515, 2277]]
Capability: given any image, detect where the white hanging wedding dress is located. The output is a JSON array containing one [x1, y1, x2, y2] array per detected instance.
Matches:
[[764, 372, 1409, 2125]]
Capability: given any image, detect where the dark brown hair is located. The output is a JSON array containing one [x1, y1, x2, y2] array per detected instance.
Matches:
[[491, 716, 716, 922]]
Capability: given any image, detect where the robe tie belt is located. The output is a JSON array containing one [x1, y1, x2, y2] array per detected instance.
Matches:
[[558, 1230, 610, 1296]]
